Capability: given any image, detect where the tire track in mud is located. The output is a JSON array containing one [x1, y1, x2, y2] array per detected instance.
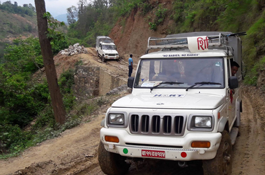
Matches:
[[231, 95, 265, 175]]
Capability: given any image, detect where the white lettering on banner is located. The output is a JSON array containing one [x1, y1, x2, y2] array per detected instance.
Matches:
[[163, 54, 199, 57], [188, 36, 209, 53]]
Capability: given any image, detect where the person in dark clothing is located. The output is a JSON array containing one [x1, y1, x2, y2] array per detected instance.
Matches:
[[231, 61, 240, 76], [128, 54, 133, 77]]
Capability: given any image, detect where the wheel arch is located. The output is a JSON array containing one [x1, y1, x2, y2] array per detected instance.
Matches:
[[217, 117, 229, 132]]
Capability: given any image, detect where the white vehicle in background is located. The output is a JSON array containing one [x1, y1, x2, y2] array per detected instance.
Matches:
[[98, 32, 245, 175], [96, 36, 119, 62]]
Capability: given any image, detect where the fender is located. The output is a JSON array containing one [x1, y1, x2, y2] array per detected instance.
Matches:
[[217, 116, 228, 132], [100, 119, 105, 127]]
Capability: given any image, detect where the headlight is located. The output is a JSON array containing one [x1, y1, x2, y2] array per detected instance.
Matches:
[[195, 116, 212, 128], [188, 115, 214, 131], [108, 113, 124, 125]]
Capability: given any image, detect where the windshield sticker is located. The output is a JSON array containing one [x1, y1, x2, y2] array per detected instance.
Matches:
[[154, 94, 185, 98], [141, 82, 156, 87]]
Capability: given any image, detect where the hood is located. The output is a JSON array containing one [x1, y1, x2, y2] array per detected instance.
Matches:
[[112, 92, 225, 109], [103, 50, 118, 54]]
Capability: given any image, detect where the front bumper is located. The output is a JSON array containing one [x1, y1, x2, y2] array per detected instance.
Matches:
[[104, 55, 119, 59], [100, 128, 222, 161]]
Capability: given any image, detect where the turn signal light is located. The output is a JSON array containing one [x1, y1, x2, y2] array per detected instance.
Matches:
[[191, 141, 210, 148], [218, 112, 221, 120], [105, 136, 119, 143]]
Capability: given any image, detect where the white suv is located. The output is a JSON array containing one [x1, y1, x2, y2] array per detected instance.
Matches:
[[96, 36, 119, 62], [98, 32, 244, 175]]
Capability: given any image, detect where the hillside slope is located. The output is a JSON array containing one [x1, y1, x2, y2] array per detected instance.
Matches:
[[0, 9, 37, 42], [109, 0, 173, 61], [109, 0, 265, 86]]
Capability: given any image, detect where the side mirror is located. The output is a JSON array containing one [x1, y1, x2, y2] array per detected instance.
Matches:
[[229, 76, 238, 89], [127, 77, 134, 88]]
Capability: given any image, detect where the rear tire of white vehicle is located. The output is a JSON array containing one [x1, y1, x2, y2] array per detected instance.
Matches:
[[98, 141, 130, 175], [203, 130, 232, 175], [97, 51, 100, 58], [101, 55, 106, 62]]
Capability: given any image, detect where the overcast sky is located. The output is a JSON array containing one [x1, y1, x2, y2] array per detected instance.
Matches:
[[7, 0, 79, 17]]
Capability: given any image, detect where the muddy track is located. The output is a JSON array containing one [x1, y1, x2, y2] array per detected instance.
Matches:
[[231, 95, 265, 175], [2, 93, 263, 175]]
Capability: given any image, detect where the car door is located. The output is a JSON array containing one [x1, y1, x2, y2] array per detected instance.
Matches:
[[99, 44, 103, 56], [227, 60, 236, 130]]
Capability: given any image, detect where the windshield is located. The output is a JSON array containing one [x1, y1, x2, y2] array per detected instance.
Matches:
[[135, 58, 224, 89], [102, 45, 116, 50]]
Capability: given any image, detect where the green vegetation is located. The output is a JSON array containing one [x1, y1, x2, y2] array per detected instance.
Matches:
[[44, 12, 68, 55], [149, 5, 167, 31], [0, 17, 73, 157], [0, 1, 35, 16], [0, 9, 37, 40], [168, 0, 265, 85]]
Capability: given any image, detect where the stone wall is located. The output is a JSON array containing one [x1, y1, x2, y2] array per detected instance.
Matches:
[[99, 69, 126, 95], [73, 65, 126, 99], [74, 66, 100, 99]]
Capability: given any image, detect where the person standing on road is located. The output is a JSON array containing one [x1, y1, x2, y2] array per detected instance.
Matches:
[[128, 54, 133, 77]]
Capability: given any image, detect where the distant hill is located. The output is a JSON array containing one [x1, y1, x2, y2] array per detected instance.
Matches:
[[55, 14, 68, 24], [0, 10, 37, 41], [0, 1, 37, 42], [0, 1, 37, 58]]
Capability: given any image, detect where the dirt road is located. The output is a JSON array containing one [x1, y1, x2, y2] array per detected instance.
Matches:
[[0, 50, 265, 175]]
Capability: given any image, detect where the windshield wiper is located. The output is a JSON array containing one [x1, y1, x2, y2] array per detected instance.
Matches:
[[150, 81, 184, 92], [186, 82, 221, 91]]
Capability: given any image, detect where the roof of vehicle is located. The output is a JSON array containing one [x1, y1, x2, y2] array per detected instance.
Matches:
[[100, 42, 116, 45], [140, 49, 229, 59], [97, 36, 111, 39]]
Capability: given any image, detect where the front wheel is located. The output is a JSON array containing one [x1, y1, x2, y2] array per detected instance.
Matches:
[[101, 55, 106, 62], [203, 130, 232, 175], [98, 142, 130, 175]]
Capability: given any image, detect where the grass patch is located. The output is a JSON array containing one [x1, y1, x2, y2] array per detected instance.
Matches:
[[244, 56, 265, 85]]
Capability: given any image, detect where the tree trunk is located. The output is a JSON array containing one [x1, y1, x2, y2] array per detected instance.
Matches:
[[34, 0, 66, 124]]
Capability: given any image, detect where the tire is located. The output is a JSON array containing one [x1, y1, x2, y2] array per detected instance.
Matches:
[[203, 130, 232, 175], [98, 142, 130, 175], [97, 51, 100, 57], [102, 55, 106, 62]]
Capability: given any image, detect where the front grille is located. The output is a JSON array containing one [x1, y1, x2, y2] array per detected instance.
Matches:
[[108, 54, 116, 56], [163, 116, 172, 133], [152, 115, 160, 133], [141, 115, 149, 133], [131, 115, 139, 132], [130, 114, 185, 136]]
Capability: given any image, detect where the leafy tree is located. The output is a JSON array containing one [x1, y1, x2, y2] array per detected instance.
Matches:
[[67, 6, 77, 25], [0, 1, 35, 16], [44, 12, 68, 55]]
